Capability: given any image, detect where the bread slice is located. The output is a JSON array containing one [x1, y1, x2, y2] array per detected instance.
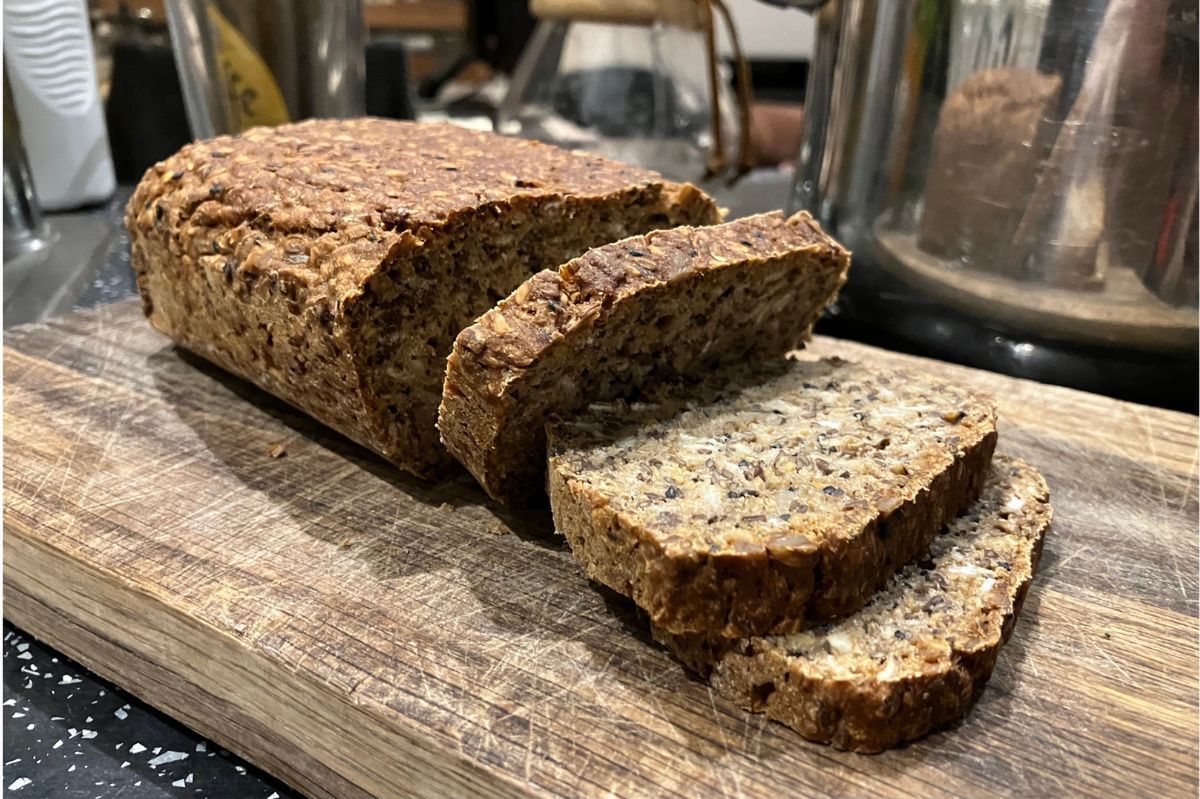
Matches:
[[127, 118, 718, 478], [546, 356, 998, 639], [693, 455, 1050, 753], [439, 211, 850, 503]]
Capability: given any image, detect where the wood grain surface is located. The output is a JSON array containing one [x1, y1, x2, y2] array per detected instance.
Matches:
[[4, 300, 1198, 799]]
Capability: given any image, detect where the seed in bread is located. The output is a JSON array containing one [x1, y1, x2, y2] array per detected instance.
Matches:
[[126, 118, 719, 478], [547, 356, 998, 639], [439, 211, 850, 504]]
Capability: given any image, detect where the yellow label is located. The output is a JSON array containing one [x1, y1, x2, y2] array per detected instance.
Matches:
[[208, 5, 290, 131]]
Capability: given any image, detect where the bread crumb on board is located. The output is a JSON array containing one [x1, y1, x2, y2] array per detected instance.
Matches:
[[268, 442, 288, 459], [438, 502, 454, 513], [485, 521, 509, 536]]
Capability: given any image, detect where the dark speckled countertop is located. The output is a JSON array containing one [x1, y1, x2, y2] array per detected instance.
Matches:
[[2, 189, 294, 799]]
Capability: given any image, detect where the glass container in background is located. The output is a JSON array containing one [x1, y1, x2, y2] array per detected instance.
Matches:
[[786, 0, 1198, 408], [497, 0, 739, 184], [165, 0, 366, 139]]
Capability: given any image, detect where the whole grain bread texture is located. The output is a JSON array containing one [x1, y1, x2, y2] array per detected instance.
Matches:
[[126, 118, 719, 477], [692, 455, 1051, 753], [439, 211, 850, 504], [547, 356, 998, 640]]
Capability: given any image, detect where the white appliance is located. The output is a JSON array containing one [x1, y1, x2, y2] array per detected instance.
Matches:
[[4, 0, 115, 210]]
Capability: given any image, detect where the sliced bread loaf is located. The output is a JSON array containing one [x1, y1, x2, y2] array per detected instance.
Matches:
[[691, 455, 1051, 752], [127, 118, 719, 478], [546, 356, 998, 639], [438, 211, 850, 503]]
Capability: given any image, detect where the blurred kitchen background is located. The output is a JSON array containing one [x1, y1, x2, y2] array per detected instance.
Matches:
[[4, 0, 1198, 412]]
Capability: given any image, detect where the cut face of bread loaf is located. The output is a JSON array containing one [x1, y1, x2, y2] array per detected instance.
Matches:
[[439, 211, 850, 503], [701, 456, 1051, 753], [547, 357, 998, 639], [126, 118, 719, 477]]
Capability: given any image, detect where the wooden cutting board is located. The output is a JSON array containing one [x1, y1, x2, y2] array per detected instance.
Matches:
[[4, 300, 1197, 799]]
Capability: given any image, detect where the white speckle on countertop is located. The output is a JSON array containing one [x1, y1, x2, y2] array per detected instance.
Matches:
[[128, 743, 146, 754], [147, 750, 187, 767], [8, 777, 32, 791]]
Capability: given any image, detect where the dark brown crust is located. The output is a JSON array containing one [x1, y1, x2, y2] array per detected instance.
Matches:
[[439, 211, 850, 503], [707, 457, 1051, 753], [125, 118, 718, 476]]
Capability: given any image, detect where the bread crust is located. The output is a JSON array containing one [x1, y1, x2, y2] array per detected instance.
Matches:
[[126, 118, 718, 476], [439, 211, 850, 502]]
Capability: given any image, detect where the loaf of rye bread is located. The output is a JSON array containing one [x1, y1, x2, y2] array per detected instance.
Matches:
[[546, 356, 998, 640], [681, 456, 1051, 752], [438, 211, 850, 504], [126, 118, 719, 477]]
